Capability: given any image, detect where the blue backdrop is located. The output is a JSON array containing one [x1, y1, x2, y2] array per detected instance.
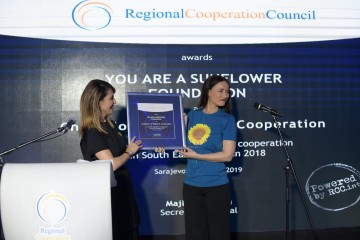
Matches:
[[0, 35, 359, 235]]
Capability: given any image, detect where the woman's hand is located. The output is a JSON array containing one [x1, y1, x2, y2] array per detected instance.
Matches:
[[154, 147, 165, 153], [175, 147, 197, 159], [126, 136, 143, 156]]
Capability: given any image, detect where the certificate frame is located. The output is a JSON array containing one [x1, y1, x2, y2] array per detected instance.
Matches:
[[126, 92, 186, 150]]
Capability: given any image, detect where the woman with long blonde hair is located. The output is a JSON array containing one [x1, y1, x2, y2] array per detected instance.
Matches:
[[80, 79, 142, 240]]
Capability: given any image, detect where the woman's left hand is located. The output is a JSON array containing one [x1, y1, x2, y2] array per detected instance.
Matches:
[[154, 147, 165, 153], [175, 147, 197, 158]]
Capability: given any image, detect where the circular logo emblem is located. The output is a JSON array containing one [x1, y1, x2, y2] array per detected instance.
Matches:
[[188, 123, 211, 145], [305, 163, 360, 211], [36, 191, 71, 225], [72, 0, 113, 30]]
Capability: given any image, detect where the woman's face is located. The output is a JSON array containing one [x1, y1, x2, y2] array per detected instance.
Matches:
[[99, 89, 116, 120], [207, 81, 230, 108]]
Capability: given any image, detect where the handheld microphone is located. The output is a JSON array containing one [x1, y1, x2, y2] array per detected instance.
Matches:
[[254, 102, 284, 117], [58, 119, 76, 133]]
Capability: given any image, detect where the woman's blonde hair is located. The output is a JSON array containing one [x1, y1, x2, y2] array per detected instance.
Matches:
[[79, 79, 115, 136]]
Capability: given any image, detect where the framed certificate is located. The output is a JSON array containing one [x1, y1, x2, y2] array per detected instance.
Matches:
[[126, 92, 186, 150]]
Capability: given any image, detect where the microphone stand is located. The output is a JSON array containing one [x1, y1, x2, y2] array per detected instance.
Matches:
[[0, 156, 2, 240], [0, 127, 68, 158], [271, 115, 316, 240], [0, 126, 70, 240]]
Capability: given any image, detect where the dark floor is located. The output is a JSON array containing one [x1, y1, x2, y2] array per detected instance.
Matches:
[[1, 227, 359, 240], [139, 227, 360, 240]]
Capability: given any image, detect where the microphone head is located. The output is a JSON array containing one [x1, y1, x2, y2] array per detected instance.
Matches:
[[63, 119, 76, 133], [254, 102, 261, 110], [65, 119, 75, 128]]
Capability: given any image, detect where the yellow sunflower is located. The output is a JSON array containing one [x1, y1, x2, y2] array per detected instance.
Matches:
[[188, 124, 211, 145]]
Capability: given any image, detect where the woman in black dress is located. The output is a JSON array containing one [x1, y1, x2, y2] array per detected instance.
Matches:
[[79, 79, 142, 240]]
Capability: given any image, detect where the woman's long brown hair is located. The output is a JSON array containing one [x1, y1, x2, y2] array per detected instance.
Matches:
[[197, 75, 232, 113]]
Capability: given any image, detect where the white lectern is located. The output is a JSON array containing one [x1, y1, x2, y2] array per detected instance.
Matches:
[[0, 162, 113, 240]]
